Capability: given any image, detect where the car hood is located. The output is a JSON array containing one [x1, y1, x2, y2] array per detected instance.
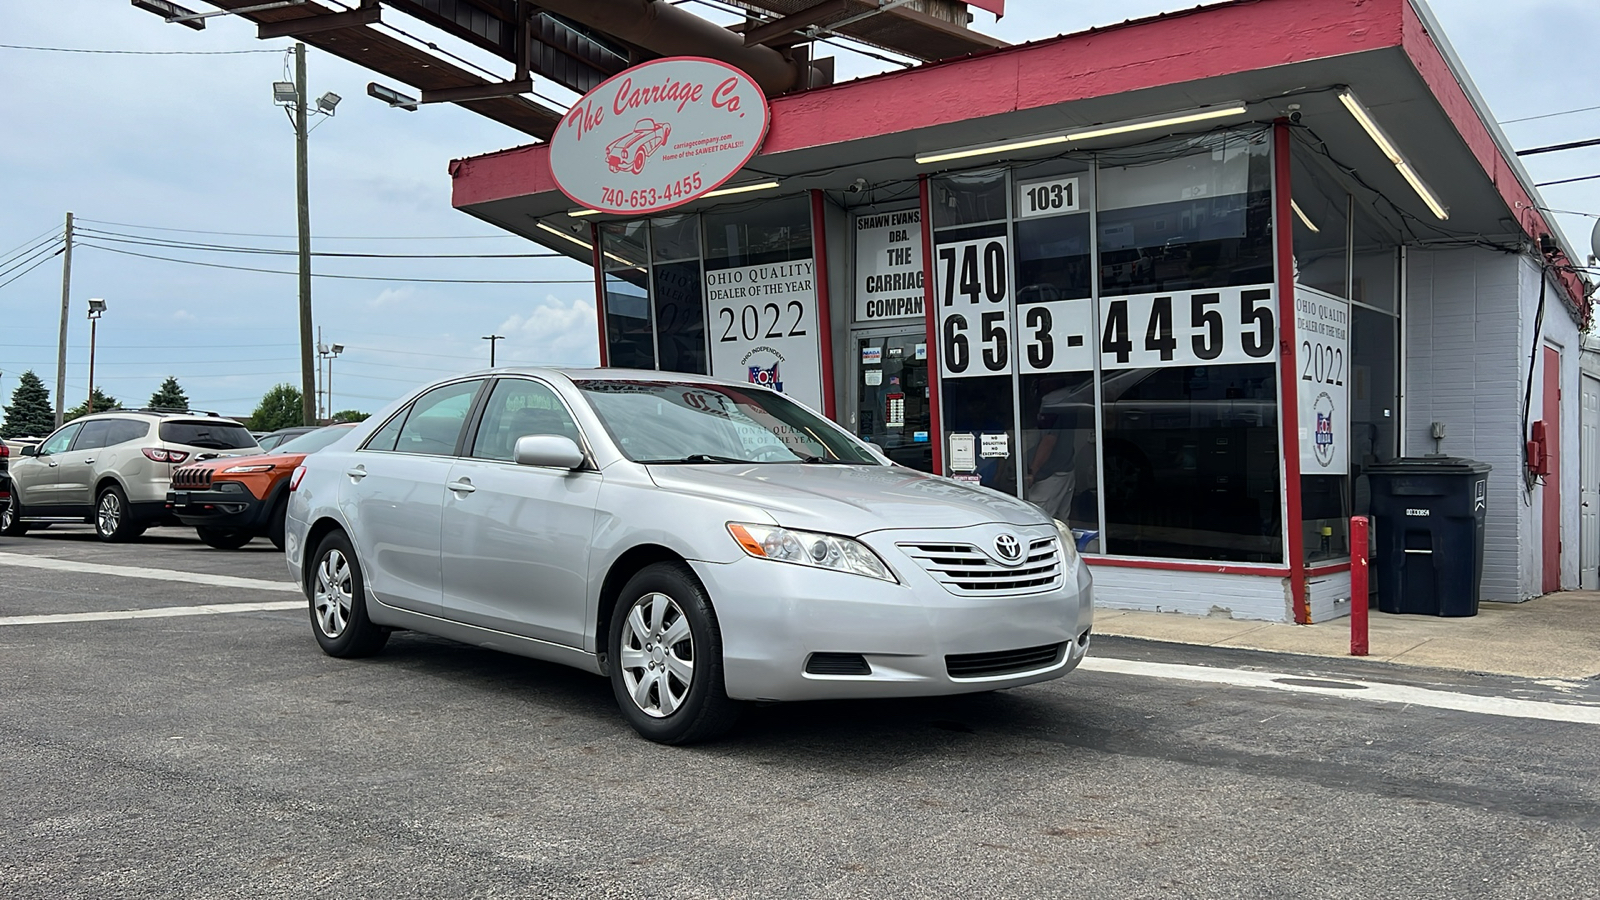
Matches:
[[643, 463, 1047, 533]]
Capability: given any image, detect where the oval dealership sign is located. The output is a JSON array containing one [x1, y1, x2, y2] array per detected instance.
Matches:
[[549, 57, 770, 216]]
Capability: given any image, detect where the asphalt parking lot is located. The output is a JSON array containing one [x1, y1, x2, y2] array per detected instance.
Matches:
[[3, 525, 1599, 899]]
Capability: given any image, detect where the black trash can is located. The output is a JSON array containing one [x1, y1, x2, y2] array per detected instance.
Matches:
[[1367, 457, 1491, 617]]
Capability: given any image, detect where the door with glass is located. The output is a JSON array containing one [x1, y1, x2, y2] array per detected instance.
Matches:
[[853, 330, 933, 472]]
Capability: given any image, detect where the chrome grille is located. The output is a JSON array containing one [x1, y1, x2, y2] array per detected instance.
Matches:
[[171, 466, 213, 489], [897, 537, 1061, 595]]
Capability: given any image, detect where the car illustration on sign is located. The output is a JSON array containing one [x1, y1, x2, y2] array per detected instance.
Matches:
[[606, 118, 671, 174]]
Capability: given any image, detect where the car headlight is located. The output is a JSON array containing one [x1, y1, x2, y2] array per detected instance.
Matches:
[[727, 523, 897, 583], [221, 464, 275, 474], [1052, 519, 1083, 568]]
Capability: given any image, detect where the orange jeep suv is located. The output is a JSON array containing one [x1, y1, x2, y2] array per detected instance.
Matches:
[[166, 423, 356, 549]]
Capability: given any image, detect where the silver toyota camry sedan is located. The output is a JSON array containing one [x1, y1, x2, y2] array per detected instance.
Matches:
[[284, 368, 1093, 743]]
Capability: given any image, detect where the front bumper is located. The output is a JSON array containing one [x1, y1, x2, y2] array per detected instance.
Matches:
[[689, 541, 1093, 703], [165, 486, 270, 532]]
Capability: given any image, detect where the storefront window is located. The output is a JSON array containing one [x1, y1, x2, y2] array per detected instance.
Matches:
[[1096, 132, 1283, 562], [650, 216, 706, 374], [703, 195, 812, 268]]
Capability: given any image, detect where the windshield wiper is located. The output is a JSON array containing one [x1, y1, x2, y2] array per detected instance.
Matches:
[[645, 453, 751, 464]]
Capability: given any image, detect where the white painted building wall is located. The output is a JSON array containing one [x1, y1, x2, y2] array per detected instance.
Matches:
[[1085, 566, 1291, 622]]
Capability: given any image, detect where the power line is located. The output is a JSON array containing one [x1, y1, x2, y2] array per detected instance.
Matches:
[[0, 248, 62, 291], [1536, 173, 1600, 189], [77, 242, 591, 284], [0, 237, 63, 279], [0, 42, 282, 55], [1501, 104, 1600, 125], [75, 217, 527, 240], [1516, 136, 1600, 157], [75, 228, 561, 259], [1, 225, 63, 262]]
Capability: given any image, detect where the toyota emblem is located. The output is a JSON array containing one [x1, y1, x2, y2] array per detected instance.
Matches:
[[994, 534, 1023, 562]]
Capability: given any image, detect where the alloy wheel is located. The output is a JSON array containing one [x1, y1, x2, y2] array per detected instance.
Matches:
[[313, 548, 354, 638], [619, 591, 695, 718], [97, 492, 121, 537]]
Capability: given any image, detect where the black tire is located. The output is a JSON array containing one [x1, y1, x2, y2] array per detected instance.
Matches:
[[0, 498, 29, 536], [307, 531, 389, 658], [94, 485, 139, 543], [607, 562, 739, 744], [197, 526, 253, 550], [266, 494, 287, 551]]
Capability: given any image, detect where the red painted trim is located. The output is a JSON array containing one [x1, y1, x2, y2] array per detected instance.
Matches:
[[590, 222, 608, 367], [919, 175, 942, 475], [1274, 121, 1309, 624], [810, 189, 837, 419], [453, 0, 1406, 209], [1399, 3, 1590, 320], [1083, 556, 1290, 578], [1349, 515, 1369, 656], [1307, 561, 1352, 575]]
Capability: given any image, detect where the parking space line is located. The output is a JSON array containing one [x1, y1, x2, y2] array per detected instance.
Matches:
[[0, 552, 297, 593], [0, 600, 304, 626], [1081, 657, 1600, 726]]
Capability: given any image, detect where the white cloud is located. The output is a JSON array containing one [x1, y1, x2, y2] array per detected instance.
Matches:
[[497, 295, 600, 367]]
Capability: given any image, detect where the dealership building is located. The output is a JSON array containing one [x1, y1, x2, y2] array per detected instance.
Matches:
[[443, 0, 1595, 622]]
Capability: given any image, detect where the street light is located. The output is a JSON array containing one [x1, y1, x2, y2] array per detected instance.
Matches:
[[317, 339, 343, 422], [367, 82, 418, 111], [86, 298, 106, 416], [273, 43, 339, 427]]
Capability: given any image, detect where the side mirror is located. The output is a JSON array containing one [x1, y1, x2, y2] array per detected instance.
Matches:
[[20, 445, 37, 457], [513, 434, 585, 470], [866, 441, 887, 456]]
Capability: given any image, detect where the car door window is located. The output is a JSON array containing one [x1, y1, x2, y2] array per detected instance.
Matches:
[[470, 379, 582, 462], [71, 421, 112, 451], [108, 420, 151, 445], [392, 380, 483, 456], [37, 424, 81, 456], [364, 409, 408, 452]]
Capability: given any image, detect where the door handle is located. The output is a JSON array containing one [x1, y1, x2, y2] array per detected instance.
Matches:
[[446, 480, 476, 494], [83, 458, 95, 464], [345, 467, 367, 480]]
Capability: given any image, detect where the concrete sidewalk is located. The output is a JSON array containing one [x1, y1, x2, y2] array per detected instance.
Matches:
[[1093, 590, 1600, 681]]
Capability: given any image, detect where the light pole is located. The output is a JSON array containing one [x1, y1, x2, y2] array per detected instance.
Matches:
[[86, 298, 106, 415], [273, 43, 340, 426], [317, 339, 344, 421], [482, 334, 505, 367]]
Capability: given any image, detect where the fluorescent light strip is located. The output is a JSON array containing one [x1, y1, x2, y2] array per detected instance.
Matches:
[[915, 103, 1247, 166], [916, 135, 1069, 166], [1338, 89, 1448, 220], [1064, 103, 1248, 142], [1290, 199, 1320, 232], [535, 221, 593, 251], [703, 180, 782, 198], [568, 208, 600, 217]]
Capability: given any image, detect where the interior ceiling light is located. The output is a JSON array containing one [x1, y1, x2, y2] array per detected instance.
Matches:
[[568, 208, 601, 217], [535, 221, 592, 251], [1338, 89, 1449, 220], [1290, 199, 1319, 233], [703, 180, 782, 198], [915, 103, 1248, 166]]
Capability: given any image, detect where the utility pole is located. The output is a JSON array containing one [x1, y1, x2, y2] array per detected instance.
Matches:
[[482, 334, 504, 367], [294, 42, 316, 427], [55, 211, 73, 428]]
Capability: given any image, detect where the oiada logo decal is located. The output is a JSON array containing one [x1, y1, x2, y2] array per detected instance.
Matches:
[[747, 362, 782, 392], [549, 57, 770, 216], [1312, 391, 1337, 467], [741, 346, 785, 393]]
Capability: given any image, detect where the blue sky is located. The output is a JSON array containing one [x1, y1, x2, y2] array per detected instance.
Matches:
[[2, 1, 1595, 419]]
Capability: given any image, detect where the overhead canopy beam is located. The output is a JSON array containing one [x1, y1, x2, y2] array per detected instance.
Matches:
[[256, 3, 379, 38], [742, 0, 847, 47], [421, 79, 532, 104]]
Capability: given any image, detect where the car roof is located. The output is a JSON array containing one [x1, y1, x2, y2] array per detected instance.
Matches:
[[457, 367, 763, 390]]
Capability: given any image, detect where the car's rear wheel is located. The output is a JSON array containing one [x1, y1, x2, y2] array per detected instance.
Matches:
[[608, 562, 739, 744], [197, 526, 252, 550], [308, 531, 389, 658], [94, 485, 138, 543], [631, 148, 646, 174], [0, 499, 29, 536]]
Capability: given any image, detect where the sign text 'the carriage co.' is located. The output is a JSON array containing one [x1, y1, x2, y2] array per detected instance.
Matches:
[[549, 57, 771, 216]]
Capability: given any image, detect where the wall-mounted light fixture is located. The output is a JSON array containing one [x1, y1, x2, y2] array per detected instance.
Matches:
[[914, 103, 1248, 166], [1338, 89, 1448, 220]]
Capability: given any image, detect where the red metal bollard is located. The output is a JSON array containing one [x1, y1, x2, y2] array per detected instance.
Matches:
[[1350, 515, 1369, 656]]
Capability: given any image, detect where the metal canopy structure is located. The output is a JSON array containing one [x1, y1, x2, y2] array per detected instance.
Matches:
[[182, 0, 1007, 140]]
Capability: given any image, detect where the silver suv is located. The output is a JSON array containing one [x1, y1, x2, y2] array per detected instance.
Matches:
[[1, 410, 261, 541]]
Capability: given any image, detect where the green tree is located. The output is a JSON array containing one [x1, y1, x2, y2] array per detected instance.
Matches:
[[330, 409, 370, 423], [2, 370, 54, 438], [64, 387, 120, 422], [148, 376, 189, 411], [250, 383, 305, 431]]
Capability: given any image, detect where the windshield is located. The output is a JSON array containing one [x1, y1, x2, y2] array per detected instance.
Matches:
[[273, 426, 352, 456], [159, 421, 258, 451], [575, 380, 879, 465]]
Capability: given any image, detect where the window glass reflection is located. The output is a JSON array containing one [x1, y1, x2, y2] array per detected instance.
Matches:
[[604, 270, 655, 369]]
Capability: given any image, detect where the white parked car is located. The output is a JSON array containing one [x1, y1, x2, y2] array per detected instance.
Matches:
[[285, 369, 1093, 743]]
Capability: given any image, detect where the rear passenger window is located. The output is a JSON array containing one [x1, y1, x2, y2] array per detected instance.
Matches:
[[105, 419, 149, 445], [72, 420, 113, 451], [392, 380, 483, 456], [364, 411, 407, 452]]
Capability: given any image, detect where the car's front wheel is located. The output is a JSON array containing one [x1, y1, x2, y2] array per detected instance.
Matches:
[[308, 531, 389, 658], [197, 527, 253, 550], [1, 498, 29, 536], [94, 485, 138, 542], [608, 562, 739, 744]]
